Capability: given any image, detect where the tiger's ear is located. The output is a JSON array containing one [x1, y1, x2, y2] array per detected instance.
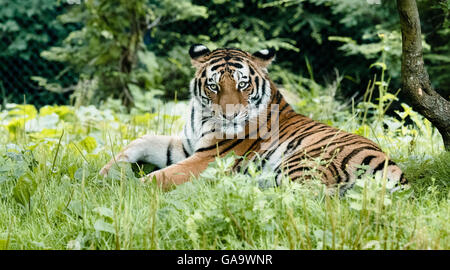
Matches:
[[189, 44, 211, 68], [252, 48, 276, 69]]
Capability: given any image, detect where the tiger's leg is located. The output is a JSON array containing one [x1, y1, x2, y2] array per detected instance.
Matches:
[[285, 161, 335, 183], [276, 151, 336, 182], [283, 163, 341, 196], [276, 153, 342, 195], [99, 135, 191, 177], [140, 152, 215, 190]]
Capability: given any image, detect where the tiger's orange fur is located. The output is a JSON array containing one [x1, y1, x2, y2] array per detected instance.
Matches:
[[100, 45, 407, 194]]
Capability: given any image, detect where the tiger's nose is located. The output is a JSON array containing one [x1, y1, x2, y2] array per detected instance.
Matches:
[[222, 104, 241, 120], [224, 111, 239, 120]]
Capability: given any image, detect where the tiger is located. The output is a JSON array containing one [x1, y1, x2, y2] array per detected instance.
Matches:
[[99, 44, 407, 194]]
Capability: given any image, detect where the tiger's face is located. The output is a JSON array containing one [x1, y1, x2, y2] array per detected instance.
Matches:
[[189, 44, 276, 136]]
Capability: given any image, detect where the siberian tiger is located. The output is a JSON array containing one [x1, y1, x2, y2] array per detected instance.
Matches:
[[99, 44, 407, 194]]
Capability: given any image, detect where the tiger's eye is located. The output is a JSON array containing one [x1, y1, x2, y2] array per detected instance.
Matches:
[[238, 81, 248, 89], [208, 84, 218, 91]]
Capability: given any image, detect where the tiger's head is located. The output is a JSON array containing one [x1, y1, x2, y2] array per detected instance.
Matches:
[[189, 44, 276, 136]]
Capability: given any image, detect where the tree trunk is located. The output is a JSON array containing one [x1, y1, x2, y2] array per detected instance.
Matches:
[[397, 0, 450, 151]]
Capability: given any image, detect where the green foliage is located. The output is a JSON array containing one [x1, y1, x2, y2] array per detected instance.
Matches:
[[34, 0, 207, 107], [0, 69, 448, 249], [0, 0, 78, 106], [0, 1, 449, 249], [0, 0, 62, 60], [420, 0, 450, 98], [2, 0, 449, 108], [325, 0, 449, 98], [134, 0, 449, 101]]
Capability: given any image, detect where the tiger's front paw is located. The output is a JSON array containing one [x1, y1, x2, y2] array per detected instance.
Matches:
[[140, 172, 157, 184], [99, 165, 109, 177], [99, 161, 114, 177]]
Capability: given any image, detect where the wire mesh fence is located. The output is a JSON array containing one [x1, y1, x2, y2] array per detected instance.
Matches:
[[0, 2, 80, 107]]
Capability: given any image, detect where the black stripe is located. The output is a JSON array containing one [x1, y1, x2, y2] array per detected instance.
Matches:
[[288, 166, 321, 177], [185, 138, 193, 154], [182, 143, 190, 158], [279, 144, 377, 183], [288, 167, 310, 176], [400, 172, 408, 184], [373, 159, 396, 172], [361, 155, 377, 167], [254, 77, 260, 93], [288, 139, 373, 171], [327, 161, 342, 183], [193, 78, 198, 96], [307, 132, 341, 148], [299, 139, 342, 158], [228, 62, 243, 68], [190, 107, 195, 134], [220, 139, 244, 155], [209, 58, 222, 65], [254, 79, 266, 107], [166, 140, 173, 166], [299, 122, 323, 133], [285, 127, 327, 150], [263, 146, 279, 162], [242, 138, 262, 158], [279, 102, 290, 112], [284, 125, 330, 152], [197, 78, 202, 95], [250, 90, 259, 102], [340, 146, 380, 181], [249, 66, 255, 75], [373, 160, 386, 172], [196, 140, 231, 153], [255, 118, 312, 158], [201, 128, 216, 137], [286, 136, 304, 155], [301, 132, 360, 157], [272, 90, 282, 104], [211, 63, 226, 71]]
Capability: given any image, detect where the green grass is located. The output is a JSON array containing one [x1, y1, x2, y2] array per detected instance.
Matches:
[[0, 96, 448, 250]]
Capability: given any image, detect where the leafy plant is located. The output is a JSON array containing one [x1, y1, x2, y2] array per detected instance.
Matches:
[[36, 0, 208, 107]]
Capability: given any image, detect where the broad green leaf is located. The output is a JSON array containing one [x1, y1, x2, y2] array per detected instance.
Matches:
[[6, 104, 37, 119], [12, 173, 36, 208], [93, 207, 114, 219], [79, 136, 97, 153], [349, 202, 363, 211], [94, 219, 115, 234], [40, 105, 75, 121], [74, 168, 89, 181], [29, 128, 61, 140], [68, 200, 83, 217]]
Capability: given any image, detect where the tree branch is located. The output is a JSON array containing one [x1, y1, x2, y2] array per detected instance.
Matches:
[[397, 0, 450, 151]]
